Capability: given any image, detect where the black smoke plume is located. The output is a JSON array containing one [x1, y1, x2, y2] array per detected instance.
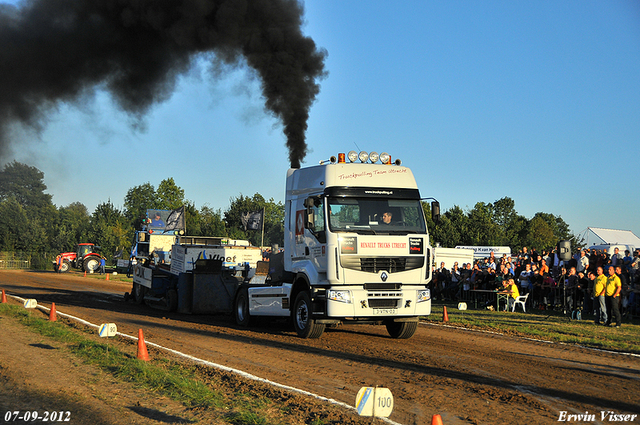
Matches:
[[0, 0, 326, 168]]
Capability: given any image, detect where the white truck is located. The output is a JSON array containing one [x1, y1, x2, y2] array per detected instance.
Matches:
[[433, 247, 475, 270], [131, 236, 262, 313], [235, 151, 438, 339], [455, 245, 512, 261]]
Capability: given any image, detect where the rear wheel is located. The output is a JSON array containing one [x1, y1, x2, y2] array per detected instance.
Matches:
[[59, 260, 70, 273], [166, 289, 178, 312], [385, 320, 418, 339], [235, 288, 252, 327], [292, 291, 325, 338], [133, 283, 146, 305], [84, 256, 100, 273]]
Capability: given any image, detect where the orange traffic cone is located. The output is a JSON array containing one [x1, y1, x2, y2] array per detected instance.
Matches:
[[49, 302, 57, 322], [84, 271, 87, 277], [137, 329, 150, 361], [442, 306, 449, 322], [1, 289, 7, 303], [431, 414, 444, 425], [106, 273, 109, 281]]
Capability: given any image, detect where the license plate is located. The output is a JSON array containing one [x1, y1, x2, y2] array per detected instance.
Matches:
[[373, 308, 398, 315]]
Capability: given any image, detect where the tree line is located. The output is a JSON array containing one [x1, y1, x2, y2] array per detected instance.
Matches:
[[423, 196, 579, 253], [0, 161, 283, 268], [0, 161, 578, 269]]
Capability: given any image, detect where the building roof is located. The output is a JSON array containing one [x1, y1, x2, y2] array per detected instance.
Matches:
[[581, 227, 640, 248]]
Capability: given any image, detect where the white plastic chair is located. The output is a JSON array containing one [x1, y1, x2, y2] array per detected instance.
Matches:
[[512, 293, 529, 313]]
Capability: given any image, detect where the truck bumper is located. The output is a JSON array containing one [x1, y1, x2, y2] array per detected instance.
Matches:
[[325, 287, 431, 319]]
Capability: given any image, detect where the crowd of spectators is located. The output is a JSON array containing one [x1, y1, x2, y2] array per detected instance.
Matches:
[[429, 246, 640, 325], [261, 246, 285, 261]]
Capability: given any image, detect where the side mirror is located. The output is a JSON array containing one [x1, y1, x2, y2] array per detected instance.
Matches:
[[303, 196, 322, 208], [431, 201, 440, 224], [303, 197, 320, 230], [303, 197, 314, 209]]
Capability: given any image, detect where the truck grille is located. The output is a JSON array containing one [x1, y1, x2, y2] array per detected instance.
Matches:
[[368, 298, 400, 308], [364, 283, 401, 290], [340, 256, 424, 273], [364, 282, 403, 309]]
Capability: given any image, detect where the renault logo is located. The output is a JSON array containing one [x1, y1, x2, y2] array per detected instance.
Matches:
[[380, 271, 388, 282]]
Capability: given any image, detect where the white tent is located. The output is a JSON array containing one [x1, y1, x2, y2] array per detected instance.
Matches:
[[579, 227, 640, 248]]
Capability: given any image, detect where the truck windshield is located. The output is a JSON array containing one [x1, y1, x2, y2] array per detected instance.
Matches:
[[327, 198, 427, 234]]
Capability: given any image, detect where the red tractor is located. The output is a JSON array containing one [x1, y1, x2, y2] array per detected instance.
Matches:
[[54, 243, 102, 273]]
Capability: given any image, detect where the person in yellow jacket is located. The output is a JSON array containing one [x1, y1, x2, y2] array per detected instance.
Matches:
[[605, 266, 622, 327], [501, 278, 520, 311], [593, 267, 607, 325]]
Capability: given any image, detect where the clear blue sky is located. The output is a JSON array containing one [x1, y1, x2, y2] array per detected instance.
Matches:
[[5, 0, 640, 240]]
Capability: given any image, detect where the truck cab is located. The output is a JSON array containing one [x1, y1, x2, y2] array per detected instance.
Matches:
[[239, 151, 436, 339]]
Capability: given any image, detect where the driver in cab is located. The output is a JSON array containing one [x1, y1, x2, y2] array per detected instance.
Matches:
[[381, 211, 393, 225]]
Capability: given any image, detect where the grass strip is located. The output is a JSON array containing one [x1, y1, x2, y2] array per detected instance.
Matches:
[[0, 304, 283, 424], [428, 302, 640, 354]]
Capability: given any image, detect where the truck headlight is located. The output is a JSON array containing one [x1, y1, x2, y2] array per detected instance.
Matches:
[[417, 289, 431, 303], [328, 290, 352, 303]]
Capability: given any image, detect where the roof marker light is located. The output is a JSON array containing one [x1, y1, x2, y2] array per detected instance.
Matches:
[[369, 151, 379, 163], [347, 151, 358, 162], [338, 153, 346, 163], [380, 152, 391, 164], [358, 151, 369, 163]]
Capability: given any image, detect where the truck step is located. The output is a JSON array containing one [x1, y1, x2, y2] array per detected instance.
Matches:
[[143, 295, 171, 311]]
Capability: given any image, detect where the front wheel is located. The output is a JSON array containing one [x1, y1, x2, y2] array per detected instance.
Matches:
[[292, 291, 325, 338], [385, 320, 418, 339], [235, 288, 252, 327]]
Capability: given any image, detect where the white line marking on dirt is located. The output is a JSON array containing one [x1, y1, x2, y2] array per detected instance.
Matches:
[[7, 293, 404, 425]]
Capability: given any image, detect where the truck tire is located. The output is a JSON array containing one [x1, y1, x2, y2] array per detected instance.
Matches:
[[133, 283, 146, 305], [385, 320, 418, 339], [59, 260, 70, 273], [235, 288, 252, 327], [84, 256, 100, 273], [166, 289, 178, 312], [292, 291, 325, 338]]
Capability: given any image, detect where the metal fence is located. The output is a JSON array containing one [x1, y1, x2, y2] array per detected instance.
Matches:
[[0, 252, 33, 269], [0, 259, 31, 269]]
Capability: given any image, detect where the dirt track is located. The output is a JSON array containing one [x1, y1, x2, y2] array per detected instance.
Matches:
[[1, 270, 639, 425]]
